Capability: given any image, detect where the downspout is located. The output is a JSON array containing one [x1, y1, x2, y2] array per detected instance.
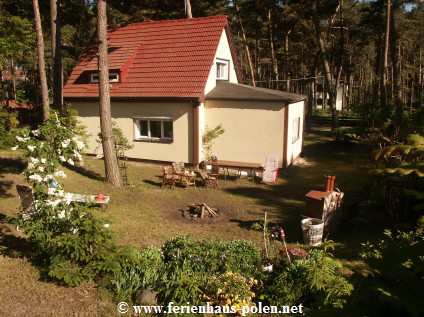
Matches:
[[282, 103, 289, 168]]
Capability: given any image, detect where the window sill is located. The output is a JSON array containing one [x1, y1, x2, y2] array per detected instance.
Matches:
[[134, 138, 173, 144]]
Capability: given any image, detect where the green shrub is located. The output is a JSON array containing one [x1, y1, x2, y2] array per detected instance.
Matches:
[[156, 260, 204, 307], [162, 236, 262, 279], [202, 272, 256, 314], [0, 105, 19, 149], [137, 246, 164, 290], [266, 241, 353, 309]]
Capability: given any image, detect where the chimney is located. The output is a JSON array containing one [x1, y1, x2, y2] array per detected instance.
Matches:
[[324, 175, 336, 192]]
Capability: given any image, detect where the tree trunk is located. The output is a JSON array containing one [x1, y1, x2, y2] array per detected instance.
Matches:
[[185, 0, 192, 19], [97, 0, 122, 187], [11, 58, 16, 100], [33, 0, 50, 121], [312, 2, 338, 130], [380, 0, 390, 112], [51, 0, 63, 113], [268, 9, 279, 83], [234, 0, 255, 86]]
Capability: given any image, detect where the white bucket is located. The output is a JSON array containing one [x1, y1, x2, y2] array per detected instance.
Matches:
[[301, 218, 324, 246]]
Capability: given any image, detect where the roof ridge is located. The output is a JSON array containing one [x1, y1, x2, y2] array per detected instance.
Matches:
[[128, 15, 227, 26]]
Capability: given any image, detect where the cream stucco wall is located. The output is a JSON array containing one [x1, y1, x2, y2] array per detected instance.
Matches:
[[286, 101, 305, 167], [204, 30, 239, 95], [72, 101, 194, 163], [204, 100, 286, 167]]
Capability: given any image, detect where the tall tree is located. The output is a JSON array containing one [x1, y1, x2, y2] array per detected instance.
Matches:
[[310, 0, 341, 130], [185, 0, 193, 18], [51, 0, 63, 113], [33, 0, 49, 121], [233, 0, 256, 86], [97, 0, 122, 187], [380, 0, 390, 112]]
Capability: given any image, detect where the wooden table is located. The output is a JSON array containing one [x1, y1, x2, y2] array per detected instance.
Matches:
[[178, 172, 197, 189], [203, 160, 263, 181]]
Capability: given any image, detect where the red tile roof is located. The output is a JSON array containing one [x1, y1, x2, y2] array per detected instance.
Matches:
[[64, 15, 238, 100]]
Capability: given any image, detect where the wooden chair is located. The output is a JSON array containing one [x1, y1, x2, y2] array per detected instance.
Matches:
[[199, 165, 220, 189], [172, 162, 185, 183], [161, 166, 176, 189]]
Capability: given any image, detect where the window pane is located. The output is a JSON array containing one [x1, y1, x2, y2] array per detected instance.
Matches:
[[109, 74, 118, 81], [163, 121, 173, 138], [139, 120, 148, 137], [217, 62, 227, 79], [150, 121, 161, 138]]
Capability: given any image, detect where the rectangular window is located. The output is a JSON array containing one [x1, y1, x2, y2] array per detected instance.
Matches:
[[134, 118, 173, 141], [90, 72, 119, 83], [216, 59, 229, 80], [292, 117, 300, 143]]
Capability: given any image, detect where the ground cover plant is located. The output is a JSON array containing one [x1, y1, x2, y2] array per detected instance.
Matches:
[[1, 124, 400, 316]]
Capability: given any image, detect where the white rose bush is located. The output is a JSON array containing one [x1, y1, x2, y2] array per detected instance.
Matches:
[[9, 113, 129, 287]]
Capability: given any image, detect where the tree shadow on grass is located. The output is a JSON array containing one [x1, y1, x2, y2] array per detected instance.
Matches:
[[0, 157, 26, 174], [0, 176, 14, 198], [64, 162, 105, 181]]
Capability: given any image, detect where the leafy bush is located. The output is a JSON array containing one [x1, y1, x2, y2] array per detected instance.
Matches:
[[202, 272, 256, 314], [0, 105, 19, 149], [162, 236, 262, 279], [355, 228, 424, 317], [266, 241, 353, 309], [156, 260, 204, 307]]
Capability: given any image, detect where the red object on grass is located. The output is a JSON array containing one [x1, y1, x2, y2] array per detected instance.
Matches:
[[96, 193, 105, 202]]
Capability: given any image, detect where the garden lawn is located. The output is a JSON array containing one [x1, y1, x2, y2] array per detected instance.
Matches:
[[0, 126, 388, 316]]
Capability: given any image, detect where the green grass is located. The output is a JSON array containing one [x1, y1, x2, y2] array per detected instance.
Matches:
[[0, 126, 389, 316]]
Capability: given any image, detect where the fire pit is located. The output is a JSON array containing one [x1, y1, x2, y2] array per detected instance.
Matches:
[[182, 203, 220, 220]]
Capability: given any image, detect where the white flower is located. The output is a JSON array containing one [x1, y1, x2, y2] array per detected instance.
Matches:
[[57, 149, 62, 155], [61, 139, 71, 148], [40, 142, 44, 148], [103, 224, 110, 228], [28, 174, 43, 182], [46, 199, 61, 207], [59, 156, 66, 162], [31, 129, 40, 136], [67, 158, 74, 166], [54, 170, 67, 178], [16, 136, 29, 142], [27, 162, 35, 170], [30, 157, 39, 164], [48, 188, 56, 195], [11, 145, 19, 151], [27, 145, 36, 152], [43, 174, 53, 181], [37, 166, 44, 172], [71, 228, 79, 234], [73, 150, 82, 161], [58, 210, 66, 219], [64, 193, 73, 205], [40, 158, 46, 164], [76, 141, 85, 151]]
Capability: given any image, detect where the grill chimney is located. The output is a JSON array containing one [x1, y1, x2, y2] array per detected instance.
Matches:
[[324, 175, 336, 192]]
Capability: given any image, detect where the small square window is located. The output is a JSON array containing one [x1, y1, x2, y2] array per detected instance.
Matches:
[[216, 59, 229, 80]]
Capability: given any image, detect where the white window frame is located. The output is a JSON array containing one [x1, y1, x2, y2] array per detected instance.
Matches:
[[134, 117, 173, 141], [90, 72, 119, 83], [216, 59, 229, 81], [292, 117, 301, 143]]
